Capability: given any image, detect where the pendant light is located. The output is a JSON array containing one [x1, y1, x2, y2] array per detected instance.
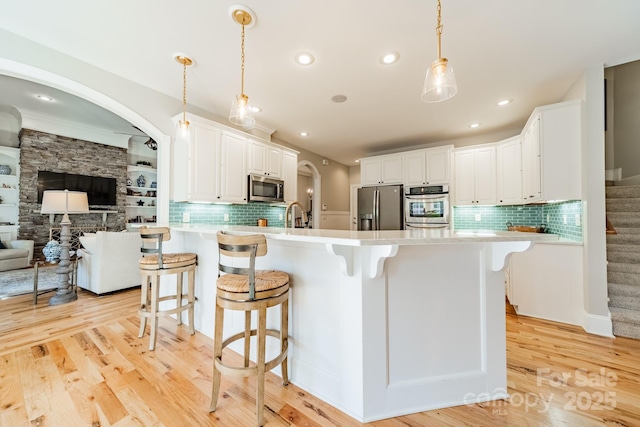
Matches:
[[422, 0, 458, 103], [229, 6, 256, 129], [175, 54, 193, 139]]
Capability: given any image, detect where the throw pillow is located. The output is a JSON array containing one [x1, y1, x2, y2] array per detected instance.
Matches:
[[0, 240, 5, 249], [79, 233, 97, 253]]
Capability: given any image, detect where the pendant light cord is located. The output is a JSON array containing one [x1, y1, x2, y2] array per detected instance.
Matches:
[[182, 61, 188, 123], [240, 23, 246, 96], [436, 0, 443, 60]]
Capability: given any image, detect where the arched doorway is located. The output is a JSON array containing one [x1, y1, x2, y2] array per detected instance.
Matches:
[[297, 160, 321, 229]]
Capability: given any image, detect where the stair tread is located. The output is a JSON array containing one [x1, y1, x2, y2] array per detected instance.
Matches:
[[610, 306, 640, 321], [609, 282, 640, 294]]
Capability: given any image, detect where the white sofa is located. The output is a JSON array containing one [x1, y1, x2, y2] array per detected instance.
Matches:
[[77, 231, 142, 295], [0, 232, 34, 272]]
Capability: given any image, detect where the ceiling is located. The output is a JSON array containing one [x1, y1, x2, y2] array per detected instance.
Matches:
[[1, 1, 640, 165]]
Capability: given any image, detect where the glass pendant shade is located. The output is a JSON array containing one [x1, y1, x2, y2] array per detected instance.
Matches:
[[179, 119, 190, 140], [229, 94, 256, 128], [422, 57, 458, 103]]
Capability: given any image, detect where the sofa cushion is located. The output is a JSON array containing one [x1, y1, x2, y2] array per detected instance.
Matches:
[[79, 233, 97, 253], [0, 248, 29, 261]]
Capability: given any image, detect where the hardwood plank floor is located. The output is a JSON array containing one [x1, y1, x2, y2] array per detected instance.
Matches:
[[1, 289, 639, 426]]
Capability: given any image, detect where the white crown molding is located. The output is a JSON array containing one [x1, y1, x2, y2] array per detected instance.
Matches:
[[20, 109, 130, 148]]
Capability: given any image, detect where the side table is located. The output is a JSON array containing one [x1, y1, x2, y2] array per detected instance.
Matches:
[[32, 254, 82, 305]]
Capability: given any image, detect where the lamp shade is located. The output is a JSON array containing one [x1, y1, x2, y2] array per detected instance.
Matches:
[[40, 190, 89, 214], [422, 58, 458, 103]]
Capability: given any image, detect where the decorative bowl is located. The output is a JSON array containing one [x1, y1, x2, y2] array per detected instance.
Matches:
[[0, 164, 11, 175]]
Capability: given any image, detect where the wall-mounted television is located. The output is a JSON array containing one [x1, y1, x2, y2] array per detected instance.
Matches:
[[37, 171, 117, 206]]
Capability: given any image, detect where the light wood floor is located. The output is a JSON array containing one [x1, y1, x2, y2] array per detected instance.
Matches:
[[1, 289, 639, 426]]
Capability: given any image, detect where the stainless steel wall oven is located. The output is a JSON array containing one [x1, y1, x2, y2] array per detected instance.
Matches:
[[404, 184, 450, 229]]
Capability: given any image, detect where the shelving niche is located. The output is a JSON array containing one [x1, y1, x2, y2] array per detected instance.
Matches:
[[126, 139, 157, 227], [0, 146, 20, 238]]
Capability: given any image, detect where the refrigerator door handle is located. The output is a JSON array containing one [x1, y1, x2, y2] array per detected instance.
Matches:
[[374, 189, 380, 230]]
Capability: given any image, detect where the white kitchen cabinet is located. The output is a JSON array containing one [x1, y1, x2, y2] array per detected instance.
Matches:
[[282, 149, 298, 202], [509, 243, 583, 326], [172, 121, 221, 203], [403, 145, 452, 186], [360, 155, 402, 186], [453, 146, 496, 205], [219, 132, 247, 203], [521, 100, 582, 202], [248, 140, 282, 178], [496, 136, 522, 205]]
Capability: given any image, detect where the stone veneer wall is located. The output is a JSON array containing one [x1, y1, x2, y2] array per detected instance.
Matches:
[[18, 129, 127, 252]]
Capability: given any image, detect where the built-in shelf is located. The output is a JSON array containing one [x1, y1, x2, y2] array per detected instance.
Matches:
[[127, 148, 158, 227]]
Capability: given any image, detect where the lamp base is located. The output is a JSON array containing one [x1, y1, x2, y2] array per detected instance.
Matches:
[[49, 290, 78, 306]]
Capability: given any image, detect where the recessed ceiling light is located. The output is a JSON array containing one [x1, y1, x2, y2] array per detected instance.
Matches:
[[331, 94, 348, 103], [300, 132, 309, 137], [295, 52, 315, 65], [469, 123, 481, 128], [497, 99, 512, 106], [36, 95, 54, 102], [380, 51, 399, 64], [355, 159, 360, 163], [250, 106, 262, 113]]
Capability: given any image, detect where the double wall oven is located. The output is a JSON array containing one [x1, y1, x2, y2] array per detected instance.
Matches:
[[404, 184, 450, 229]]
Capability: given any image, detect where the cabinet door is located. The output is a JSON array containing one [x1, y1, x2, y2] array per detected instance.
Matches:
[[521, 116, 541, 202], [403, 151, 426, 186], [247, 140, 267, 175], [380, 156, 403, 184], [361, 158, 382, 186], [474, 147, 497, 205], [496, 137, 522, 205], [282, 150, 298, 202], [454, 150, 476, 205], [189, 125, 220, 202], [425, 147, 451, 184], [219, 132, 247, 202], [266, 146, 283, 178]]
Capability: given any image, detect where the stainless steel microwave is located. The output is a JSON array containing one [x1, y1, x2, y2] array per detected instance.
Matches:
[[248, 174, 285, 203]]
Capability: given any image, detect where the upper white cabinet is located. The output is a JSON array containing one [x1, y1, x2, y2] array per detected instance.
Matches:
[[496, 136, 522, 205], [173, 122, 222, 203], [248, 140, 282, 178], [219, 132, 247, 203], [403, 145, 452, 186], [282, 149, 298, 202], [360, 155, 403, 186], [521, 100, 582, 202], [172, 114, 297, 204], [454, 146, 496, 205]]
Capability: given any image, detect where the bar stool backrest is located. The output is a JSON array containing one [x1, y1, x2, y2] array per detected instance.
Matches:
[[216, 231, 267, 300], [140, 226, 171, 269]]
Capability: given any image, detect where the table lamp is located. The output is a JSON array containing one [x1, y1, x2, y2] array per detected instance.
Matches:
[[40, 190, 89, 305]]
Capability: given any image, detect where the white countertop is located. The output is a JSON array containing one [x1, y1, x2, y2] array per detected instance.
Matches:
[[169, 223, 559, 247]]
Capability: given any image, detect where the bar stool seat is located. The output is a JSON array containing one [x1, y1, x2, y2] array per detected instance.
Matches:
[[210, 231, 289, 427], [138, 226, 197, 351]]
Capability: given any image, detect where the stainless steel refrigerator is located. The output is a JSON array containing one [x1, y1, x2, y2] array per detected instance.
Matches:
[[357, 185, 404, 230]]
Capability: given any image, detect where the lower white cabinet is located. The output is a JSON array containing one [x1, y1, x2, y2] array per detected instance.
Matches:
[[508, 243, 583, 326]]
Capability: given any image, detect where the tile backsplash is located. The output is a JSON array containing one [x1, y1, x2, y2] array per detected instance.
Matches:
[[453, 200, 583, 242], [169, 201, 287, 227]]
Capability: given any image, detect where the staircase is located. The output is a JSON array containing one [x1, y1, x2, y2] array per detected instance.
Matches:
[[606, 184, 640, 339]]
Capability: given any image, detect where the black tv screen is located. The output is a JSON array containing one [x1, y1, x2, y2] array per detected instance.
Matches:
[[37, 171, 117, 206]]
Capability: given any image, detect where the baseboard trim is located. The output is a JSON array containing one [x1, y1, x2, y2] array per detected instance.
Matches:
[[583, 311, 614, 337]]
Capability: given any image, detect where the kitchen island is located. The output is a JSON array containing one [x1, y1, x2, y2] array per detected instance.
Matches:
[[165, 225, 557, 422]]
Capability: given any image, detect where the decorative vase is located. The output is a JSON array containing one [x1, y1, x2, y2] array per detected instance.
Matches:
[[137, 174, 146, 187], [126, 177, 133, 186], [0, 164, 11, 175], [43, 240, 62, 262], [150, 181, 157, 189]]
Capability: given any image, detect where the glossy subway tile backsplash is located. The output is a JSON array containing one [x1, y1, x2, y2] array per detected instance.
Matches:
[[453, 200, 583, 242], [169, 201, 286, 227]]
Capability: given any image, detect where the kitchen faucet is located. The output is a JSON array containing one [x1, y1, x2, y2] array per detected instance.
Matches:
[[284, 201, 304, 229]]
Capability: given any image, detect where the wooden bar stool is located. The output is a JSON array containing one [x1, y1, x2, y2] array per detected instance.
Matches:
[[210, 231, 290, 426], [138, 226, 197, 351]]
